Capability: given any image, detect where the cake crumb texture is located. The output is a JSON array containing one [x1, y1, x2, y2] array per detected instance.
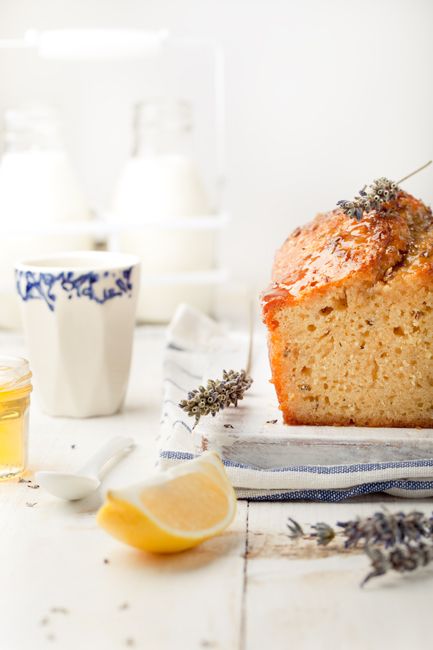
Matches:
[[263, 192, 433, 427]]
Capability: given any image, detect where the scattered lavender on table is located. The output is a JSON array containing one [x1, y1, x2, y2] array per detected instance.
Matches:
[[287, 517, 305, 540], [288, 511, 433, 548], [179, 370, 253, 427], [338, 511, 433, 549], [362, 542, 433, 586], [287, 510, 433, 585], [50, 607, 69, 615], [288, 518, 336, 545], [310, 522, 336, 546]]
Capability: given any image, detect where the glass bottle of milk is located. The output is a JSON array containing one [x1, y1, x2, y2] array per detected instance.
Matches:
[[113, 99, 213, 322], [0, 106, 93, 329]]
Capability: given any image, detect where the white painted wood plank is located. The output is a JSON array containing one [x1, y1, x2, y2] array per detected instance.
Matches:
[[0, 500, 247, 650], [0, 328, 246, 650], [245, 500, 433, 650], [163, 324, 433, 471]]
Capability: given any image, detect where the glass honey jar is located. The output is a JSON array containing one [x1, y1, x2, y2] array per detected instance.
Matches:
[[0, 357, 32, 479]]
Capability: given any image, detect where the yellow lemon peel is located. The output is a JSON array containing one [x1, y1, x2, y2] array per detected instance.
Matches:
[[97, 451, 237, 553]]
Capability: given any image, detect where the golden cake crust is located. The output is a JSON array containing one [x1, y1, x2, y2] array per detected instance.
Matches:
[[263, 193, 433, 330]]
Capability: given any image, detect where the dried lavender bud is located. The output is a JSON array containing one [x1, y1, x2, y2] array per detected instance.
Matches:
[[362, 542, 433, 586], [50, 607, 69, 615], [179, 370, 253, 427], [288, 518, 336, 544], [287, 517, 304, 540], [337, 177, 400, 221], [310, 522, 336, 546], [337, 511, 433, 549]]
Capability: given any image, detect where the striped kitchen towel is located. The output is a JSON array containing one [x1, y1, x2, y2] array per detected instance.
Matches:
[[158, 304, 433, 501]]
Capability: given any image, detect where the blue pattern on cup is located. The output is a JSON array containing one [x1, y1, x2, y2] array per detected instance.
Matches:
[[15, 267, 133, 312]]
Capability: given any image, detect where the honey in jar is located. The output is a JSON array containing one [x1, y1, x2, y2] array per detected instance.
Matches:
[[0, 357, 32, 479]]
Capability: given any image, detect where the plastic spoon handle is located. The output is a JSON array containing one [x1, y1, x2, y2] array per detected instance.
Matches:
[[79, 436, 135, 479]]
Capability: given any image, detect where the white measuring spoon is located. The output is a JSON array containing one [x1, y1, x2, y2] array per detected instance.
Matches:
[[35, 436, 135, 501]]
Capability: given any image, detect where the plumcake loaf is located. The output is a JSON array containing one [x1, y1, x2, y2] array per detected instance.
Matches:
[[262, 190, 433, 427]]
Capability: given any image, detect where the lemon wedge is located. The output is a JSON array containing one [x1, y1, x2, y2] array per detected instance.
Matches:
[[96, 451, 237, 553]]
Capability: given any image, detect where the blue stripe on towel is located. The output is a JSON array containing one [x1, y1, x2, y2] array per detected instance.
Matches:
[[158, 451, 433, 501], [242, 480, 433, 502], [159, 450, 433, 475], [160, 450, 196, 462]]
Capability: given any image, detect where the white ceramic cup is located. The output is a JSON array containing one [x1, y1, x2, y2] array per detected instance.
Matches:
[[15, 251, 140, 418]]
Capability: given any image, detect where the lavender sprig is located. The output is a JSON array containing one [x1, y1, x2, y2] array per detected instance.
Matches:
[[338, 511, 433, 549], [362, 542, 433, 586], [288, 511, 433, 549], [287, 511, 433, 585], [337, 177, 399, 221], [179, 370, 253, 427], [337, 160, 432, 221]]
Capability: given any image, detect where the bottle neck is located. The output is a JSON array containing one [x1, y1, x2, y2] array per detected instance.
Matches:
[[134, 126, 193, 158], [133, 99, 194, 159]]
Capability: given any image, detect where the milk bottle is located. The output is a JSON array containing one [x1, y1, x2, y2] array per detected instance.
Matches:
[[0, 106, 93, 329], [112, 99, 214, 322]]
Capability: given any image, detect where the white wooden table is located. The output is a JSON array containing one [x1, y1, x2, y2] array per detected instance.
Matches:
[[1, 327, 432, 650]]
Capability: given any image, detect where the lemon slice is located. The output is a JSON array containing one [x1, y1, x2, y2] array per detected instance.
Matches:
[[96, 451, 237, 553]]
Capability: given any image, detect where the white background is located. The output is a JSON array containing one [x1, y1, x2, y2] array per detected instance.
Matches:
[[1, 0, 433, 291]]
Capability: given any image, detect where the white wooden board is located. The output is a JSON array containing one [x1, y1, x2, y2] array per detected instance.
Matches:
[[198, 329, 433, 467]]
